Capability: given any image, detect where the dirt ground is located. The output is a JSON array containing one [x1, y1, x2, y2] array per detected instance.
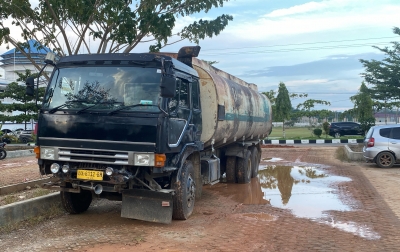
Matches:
[[1, 146, 400, 251]]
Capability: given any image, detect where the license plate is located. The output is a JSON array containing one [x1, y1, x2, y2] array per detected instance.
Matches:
[[77, 170, 103, 181]]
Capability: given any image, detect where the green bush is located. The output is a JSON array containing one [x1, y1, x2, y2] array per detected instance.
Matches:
[[313, 128, 322, 137], [322, 122, 330, 137]]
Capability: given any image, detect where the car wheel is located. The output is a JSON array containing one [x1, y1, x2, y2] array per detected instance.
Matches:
[[334, 132, 341, 138], [376, 152, 395, 168]]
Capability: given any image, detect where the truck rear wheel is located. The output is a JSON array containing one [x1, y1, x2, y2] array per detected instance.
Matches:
[[250, 147, 260, 178], [172, 160, 196, 220], [60, 185, 92, 214], [226, 156, 237, 183], [237, 150, 252, 184]]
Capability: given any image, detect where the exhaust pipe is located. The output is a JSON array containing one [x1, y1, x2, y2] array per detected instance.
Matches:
[[93, 184, 103, 195], [78, 184, 103, 195]]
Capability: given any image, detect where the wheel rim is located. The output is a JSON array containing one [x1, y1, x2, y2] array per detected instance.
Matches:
[[186, 174, 195, 208], [380, 154, 392, 166]]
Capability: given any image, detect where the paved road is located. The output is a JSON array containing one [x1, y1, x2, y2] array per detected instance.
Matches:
[[1, 146, 400, 251]]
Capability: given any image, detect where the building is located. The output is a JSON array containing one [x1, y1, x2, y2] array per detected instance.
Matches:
[[0, 39, 53, 82]]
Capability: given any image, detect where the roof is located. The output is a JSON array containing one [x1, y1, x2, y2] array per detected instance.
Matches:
[[56, 53, 199, 78], [1, 39, 51, 56]]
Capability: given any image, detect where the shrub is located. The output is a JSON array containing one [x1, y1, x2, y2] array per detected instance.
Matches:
[[313, 128, 322, 137], [322, 122, 330, 136]]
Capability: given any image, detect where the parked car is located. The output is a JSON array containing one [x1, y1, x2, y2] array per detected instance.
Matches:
[[329, 122, 363, 138], [363, 125, 400, 168], [18, 130, 34, 143]]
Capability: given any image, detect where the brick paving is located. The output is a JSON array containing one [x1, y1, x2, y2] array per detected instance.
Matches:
[[1, 146, 400, 251]]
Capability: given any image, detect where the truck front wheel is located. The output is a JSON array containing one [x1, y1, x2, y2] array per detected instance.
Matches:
[[60, 186, 92, 214], [172, 160, 196, 220]]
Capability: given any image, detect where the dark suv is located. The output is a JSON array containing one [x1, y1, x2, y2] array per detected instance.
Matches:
[[329, 122, 363, 138]]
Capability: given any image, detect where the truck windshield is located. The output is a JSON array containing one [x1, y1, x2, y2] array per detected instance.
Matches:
[[43, 66, 161, 113]]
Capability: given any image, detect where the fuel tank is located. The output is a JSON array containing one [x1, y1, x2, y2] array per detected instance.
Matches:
[[191, 59, 272, 148]]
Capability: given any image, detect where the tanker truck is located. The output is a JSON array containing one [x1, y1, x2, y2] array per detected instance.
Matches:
[[25, 46, 272, 224]]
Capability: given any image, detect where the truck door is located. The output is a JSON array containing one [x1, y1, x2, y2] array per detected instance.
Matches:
[[168, 79, 191, 147], [191, 80, 202, 141]]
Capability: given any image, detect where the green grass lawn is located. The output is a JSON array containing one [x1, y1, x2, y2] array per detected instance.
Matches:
[[268, 127, 364, 140]]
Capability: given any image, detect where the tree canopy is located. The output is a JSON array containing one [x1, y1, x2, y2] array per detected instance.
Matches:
[[0, 0, 233, 71], [360, 27, 400, 109], [350, 82, 375, 133], [0, 70, 45, 127], [275, 82, 291, 122]]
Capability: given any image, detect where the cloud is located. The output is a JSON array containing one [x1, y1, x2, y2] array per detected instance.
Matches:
[[264, 1, 328, 18], [241, 52, 385, 78], [225, 0, 400, 40]]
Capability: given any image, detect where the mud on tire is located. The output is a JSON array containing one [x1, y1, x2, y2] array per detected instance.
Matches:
[[236, 150, 252, 184], [226, 156, 237, 183], [250, 147, 260, 178], [172, 160, 196, 220], [60, 184, 93, 214]]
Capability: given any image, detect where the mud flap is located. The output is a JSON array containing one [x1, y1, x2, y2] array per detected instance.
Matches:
[[121, 189, 173, 224]]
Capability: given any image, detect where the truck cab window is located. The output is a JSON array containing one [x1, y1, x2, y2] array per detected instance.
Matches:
[[191, 80, 200, 110], [179, 80, 189, 108], [168, 79, 189, 111]]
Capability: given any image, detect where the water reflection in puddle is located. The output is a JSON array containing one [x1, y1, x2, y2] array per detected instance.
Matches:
[[210, 164, 380, 240], [259, 165, 351, 219], [262, 157, 283, 162]]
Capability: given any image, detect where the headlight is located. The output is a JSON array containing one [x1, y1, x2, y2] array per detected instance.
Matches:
[[134, 153, 154, 166], [41, 147, 55, 159], [105, 167, 114, 176], [62, 164, 70, 173], [50, 163, 60, 174]]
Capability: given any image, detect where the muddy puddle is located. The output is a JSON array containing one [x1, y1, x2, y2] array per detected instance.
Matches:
[[214, 164, 351, 218], [210, 163, 380, 240]]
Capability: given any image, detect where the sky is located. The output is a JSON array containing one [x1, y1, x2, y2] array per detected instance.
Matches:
[[1, 0, 399, 111]]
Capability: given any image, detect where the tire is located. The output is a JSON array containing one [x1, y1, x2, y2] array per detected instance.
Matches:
[[172, 160, 196, 220], [334, 132, 341, 138], [236, 150, 252, 184], [60, 185, 93, 214], [21, 138, 28, 144], [226, 156, 237, 183], [376, 152, 395, 168], [250, 147, 260, 178], [0, 149, 6, 160]]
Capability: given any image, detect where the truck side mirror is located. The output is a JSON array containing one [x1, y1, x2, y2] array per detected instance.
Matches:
[[26, 77, 35, 96], [160, 75, 176, 98]]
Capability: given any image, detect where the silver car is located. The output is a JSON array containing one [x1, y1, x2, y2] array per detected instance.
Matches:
[[363, 125, 400, 168]]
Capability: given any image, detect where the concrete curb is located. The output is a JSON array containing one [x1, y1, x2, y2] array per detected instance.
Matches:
[[6, 149, 34, 158], [0, 178, 52, 196], [0, 192, 61, 227], [344, 144, 364, 161], [263, 139, 364, 144]]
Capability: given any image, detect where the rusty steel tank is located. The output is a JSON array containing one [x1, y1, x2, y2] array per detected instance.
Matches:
[[191, 58, 272, 148]]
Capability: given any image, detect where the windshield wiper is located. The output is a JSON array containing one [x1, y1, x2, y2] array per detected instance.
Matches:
[[48, 100, 87, 114], [107, 104, 157, 115], [76, 101, 123, 114]]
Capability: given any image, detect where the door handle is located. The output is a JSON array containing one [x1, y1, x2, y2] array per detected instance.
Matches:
[[390, 142, 397, 144]]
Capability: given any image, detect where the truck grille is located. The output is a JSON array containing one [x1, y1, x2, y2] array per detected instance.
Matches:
[[58, 148, 130, 165]]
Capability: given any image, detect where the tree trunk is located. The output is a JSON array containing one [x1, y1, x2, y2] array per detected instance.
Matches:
[[283, 120, 286, 139]]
